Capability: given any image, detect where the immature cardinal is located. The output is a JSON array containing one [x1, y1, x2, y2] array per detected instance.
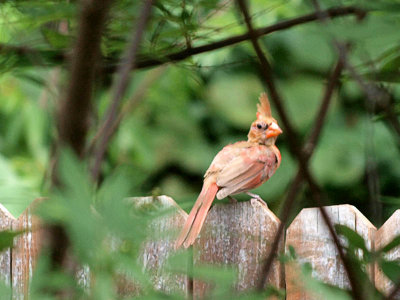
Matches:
[[175, 93, 282, 249]]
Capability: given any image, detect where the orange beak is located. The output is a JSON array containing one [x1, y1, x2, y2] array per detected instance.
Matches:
[[266, 122, 282, 138]]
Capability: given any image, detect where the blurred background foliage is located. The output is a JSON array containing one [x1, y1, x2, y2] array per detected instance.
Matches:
[[0, 0, 400, 298], [1, 0, 399, 223]]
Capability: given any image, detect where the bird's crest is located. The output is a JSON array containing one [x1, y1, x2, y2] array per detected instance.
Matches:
[[256, 93, 272, 119]]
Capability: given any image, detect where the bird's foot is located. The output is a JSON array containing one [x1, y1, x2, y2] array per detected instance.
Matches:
[[247, 192, 268, 209], [228, 196, 238, 204]]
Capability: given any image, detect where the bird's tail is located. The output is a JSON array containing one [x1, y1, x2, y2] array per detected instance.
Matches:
[[175, 181, 218, 249]]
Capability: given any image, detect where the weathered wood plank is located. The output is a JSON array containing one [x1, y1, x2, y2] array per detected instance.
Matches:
[[0, 203, 16, 288], [285, 205, 376, 300], [11, 199, 46, 300], [127, 195, 188, 296], [375, 209, 400, 297], [4, 195, 396, 299], [193, 199, 284, 299]]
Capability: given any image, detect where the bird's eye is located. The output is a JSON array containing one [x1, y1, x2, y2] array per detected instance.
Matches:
[[256, 124, 262, 129]]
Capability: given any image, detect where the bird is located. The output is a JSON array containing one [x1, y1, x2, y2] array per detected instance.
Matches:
[[175, 93, 282, 249]]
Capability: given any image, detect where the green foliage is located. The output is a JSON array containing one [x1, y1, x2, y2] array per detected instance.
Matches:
[[0, 280, 12, 299], [335, 224, 368, 252], [380, 260, 400, 284], [300, 262, 352, 300], [0, 0, 400, 298], [32, 150, 156, 299], [0, 229, 24, 251]]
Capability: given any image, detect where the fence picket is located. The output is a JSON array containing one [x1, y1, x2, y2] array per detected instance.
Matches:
[[11, 199, 46, 300], [285, 205, 376, 299], [3, 197, 400, 299], [193, 199, 284, 299], [128, 196, 189, 296], [0, 204, 15, 288], [375, 209, 400, 297]]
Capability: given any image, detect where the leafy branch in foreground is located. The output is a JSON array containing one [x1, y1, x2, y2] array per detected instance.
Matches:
[[0, 230, 25, 252], [0, 6, 365, 74]]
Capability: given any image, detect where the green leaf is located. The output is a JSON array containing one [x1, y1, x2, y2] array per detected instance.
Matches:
[[300, 262, 352, 300], [380, 259, 400, 283], [288, 245, 297, 259], [335, 224, 368, 252], [381, 55, 400, 73], [0, 230, 25, 251], [41, 28, 71, 49], [191, 264, 236, 283], [382, 236, 400, 253], [0, 280, 11, 299]]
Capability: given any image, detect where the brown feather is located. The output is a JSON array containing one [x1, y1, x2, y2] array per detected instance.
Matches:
[[175, 180, 219, 249], [215, 146, 277, 199], [175, 92, 282, 249], [216, 160, 265, 198], [257, 92, 272, 118]]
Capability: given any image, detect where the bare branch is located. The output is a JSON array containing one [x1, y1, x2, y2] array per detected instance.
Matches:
[[343, 54, 400, 300], [0, 6, 365, 74], [112, 6, 365, 71], [50, 0, 113, 280], [346, 61, 400, 143], [235, 0, 317, 178], [90, 0, 154, 182], [257, 59, 345, 291], [235, 0, 363, 297], [87, 65, 166, 156], [58, 0, 114, 156]]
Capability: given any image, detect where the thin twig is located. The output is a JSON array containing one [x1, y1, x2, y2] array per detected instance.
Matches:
[[90, 0, 154, 182], [346, 61, 400, 142], [357, 50, 383, 226], [297, 1, 368, 297], [258, 59, 345, 291], [344, 59, 400, 300], [255, 60, 345, 285], [304, 60, 345, 156], [300, 1, 367, 298], [0, 43, 65, 64], [235, 1, 363, 297], [119, 6, 365, 71], [87, 65, 167, 155], [235, 0, 315, 180], [0, 6, 364, 73]]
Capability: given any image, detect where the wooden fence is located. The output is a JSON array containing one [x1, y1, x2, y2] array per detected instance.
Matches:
[[0, 196, 400, 299]]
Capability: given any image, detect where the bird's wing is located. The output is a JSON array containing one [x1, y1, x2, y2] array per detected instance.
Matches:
[[215, 145, 278, 198], [204, 141, 248, 177], [216, 154, 264, 188]]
